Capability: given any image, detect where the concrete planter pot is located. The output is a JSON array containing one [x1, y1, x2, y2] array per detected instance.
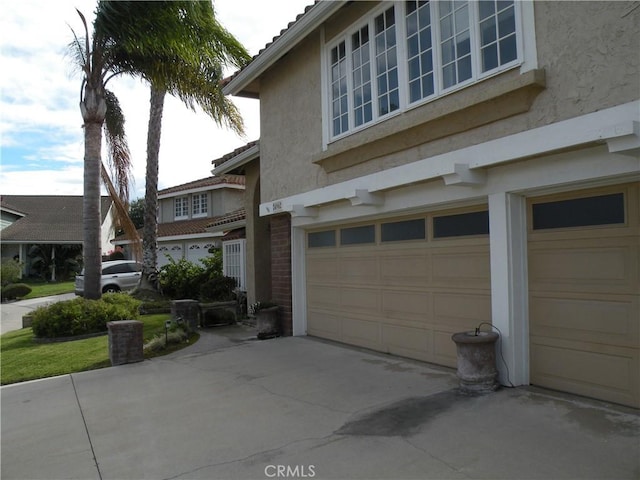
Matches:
[[256, 306, 279, 339], [451, 330, 499, 394]]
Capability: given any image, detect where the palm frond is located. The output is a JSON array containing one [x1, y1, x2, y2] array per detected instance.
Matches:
[[103, 89, 133, 202]]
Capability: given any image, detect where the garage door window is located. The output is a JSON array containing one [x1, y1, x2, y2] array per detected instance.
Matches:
[[532, 193, 625, 230], [340, 225, 376, 245], [308, 230, 336, 248], [433, 210, 489, 238], [381, 218, 426, 242]]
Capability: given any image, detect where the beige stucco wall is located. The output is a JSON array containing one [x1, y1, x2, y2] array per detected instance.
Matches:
[[258, 1, 639, 202]]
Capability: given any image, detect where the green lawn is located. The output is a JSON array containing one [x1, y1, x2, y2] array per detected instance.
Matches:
[[21, 281, 75, 299], [0, 313, 198, 385]]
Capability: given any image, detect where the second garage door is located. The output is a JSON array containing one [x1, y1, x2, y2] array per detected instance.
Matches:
[[528, 183, 639, 408], [306, 208, 491, 367]]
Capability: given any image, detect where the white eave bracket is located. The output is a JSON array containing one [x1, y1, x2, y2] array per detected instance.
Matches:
[[605, 121, 640, 157], [347, 189, 385, 206], [442, 163, 487, 186]]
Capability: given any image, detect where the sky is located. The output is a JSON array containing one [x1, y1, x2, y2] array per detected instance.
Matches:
[[0, 0, 313, 199]]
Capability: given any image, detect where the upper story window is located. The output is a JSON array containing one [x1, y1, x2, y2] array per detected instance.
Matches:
[[192, 193, 208, 218], [175, 196, 188, 220], [326, 0, 521, 140]]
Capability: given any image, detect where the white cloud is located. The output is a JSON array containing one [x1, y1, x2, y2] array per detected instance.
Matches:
[[0, 0, 311, 198]]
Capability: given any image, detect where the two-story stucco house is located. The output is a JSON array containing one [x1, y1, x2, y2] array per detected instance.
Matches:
[[114, 174, 247, 289], [222, 1, 639, 408]]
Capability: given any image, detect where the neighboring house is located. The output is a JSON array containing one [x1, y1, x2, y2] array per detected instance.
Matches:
[[114, 175, 247, 288], [0, 195, 114, 279], [221, 1, 640, 408]]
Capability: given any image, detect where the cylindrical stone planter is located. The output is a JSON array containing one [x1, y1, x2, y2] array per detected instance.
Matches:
[[171, 299, 200, 331], [451, 330, 499, 393], [256, 306, 279, 339]]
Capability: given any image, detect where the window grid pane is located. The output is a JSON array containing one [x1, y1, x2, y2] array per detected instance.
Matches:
[[479, 0, 516, 72], [192, 194, 208, 216], [352, 26, 373, 127], [331, 41, 348, 136], [406, 0, 435, 103], [175, 197, 188, 218], [374, 7, 400, 116], [439, 1, 472, 89]]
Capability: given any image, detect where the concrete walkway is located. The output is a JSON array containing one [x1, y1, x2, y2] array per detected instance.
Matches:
[[2, 327, 639, 480]]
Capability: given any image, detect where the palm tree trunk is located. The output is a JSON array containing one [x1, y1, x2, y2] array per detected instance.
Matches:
[[82, 119, 104, 299], [140, 84, 166, 291]]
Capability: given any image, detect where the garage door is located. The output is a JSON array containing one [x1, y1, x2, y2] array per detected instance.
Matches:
[[158, 243, 183, 267], [306, 208, 491, 367], [187, 242, 215, 264], [528, 183, 639, 408]]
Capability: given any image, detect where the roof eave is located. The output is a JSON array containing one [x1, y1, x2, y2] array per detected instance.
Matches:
[[222, 1, 344, 96], [211, 143, 260, 176]]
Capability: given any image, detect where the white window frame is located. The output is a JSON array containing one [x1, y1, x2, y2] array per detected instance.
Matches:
[[222, 239, 246, 291], [323, 0, 525, 143], [192, 193, 208, 218], [174, 196, 189, 220]]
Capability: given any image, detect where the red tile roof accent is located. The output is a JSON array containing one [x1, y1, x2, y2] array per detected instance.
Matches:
[[157, 217, 217, 237], [211, 140, 259, 168], [158, 174, 245, 196], [207, 208, 246, 228]]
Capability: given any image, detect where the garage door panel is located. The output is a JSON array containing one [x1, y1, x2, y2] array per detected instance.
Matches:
[[528, 243, 637, 294], [307, 285, 342, 311], [433, 330, 460, 367], [339, 254, 379, 284], [431, 251, 490, 288], [530, 294, 639, 347], [381, 290, 431, 321], [342, 317, 380, 348], [306, 255, 340, 281], [382, 324, 431, 361], [340, 287, 380, 314], [433, 293, 491, 329], [307, 311, 341, 339], [380, 254, 430, 287], [530, 341, 639, 408]]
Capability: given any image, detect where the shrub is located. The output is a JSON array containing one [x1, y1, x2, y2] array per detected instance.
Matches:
[[1, 283, 32, 301], [1, 260, 22, 287], [159, 257, 205, 299], [199, 276, 237, 302], [31, 294, 141, 338]]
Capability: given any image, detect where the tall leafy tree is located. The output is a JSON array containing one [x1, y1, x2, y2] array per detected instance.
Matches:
[[69, 1, 248, 298], [94, 1, 250, 292]]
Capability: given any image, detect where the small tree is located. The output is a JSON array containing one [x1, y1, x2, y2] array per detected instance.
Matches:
[[1, 259, 22, 287]]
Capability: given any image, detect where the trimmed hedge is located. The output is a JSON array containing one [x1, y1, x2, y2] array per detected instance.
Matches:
[[1, 283, 32, 301], [31, 293, 141, 338]]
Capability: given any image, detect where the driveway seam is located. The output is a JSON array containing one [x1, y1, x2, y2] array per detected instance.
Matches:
[[70, 374, 103, 480]]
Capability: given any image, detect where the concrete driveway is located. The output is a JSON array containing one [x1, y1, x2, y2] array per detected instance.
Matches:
[[2, 326, 639, 480], [1, 293, 76, 334]]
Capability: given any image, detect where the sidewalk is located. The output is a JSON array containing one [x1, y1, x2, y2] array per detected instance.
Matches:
[[2, 327, 639, 480]]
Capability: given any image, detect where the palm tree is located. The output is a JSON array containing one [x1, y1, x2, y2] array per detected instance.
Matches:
[[69, 1, 249, 298], [94, 1, 250, 292]]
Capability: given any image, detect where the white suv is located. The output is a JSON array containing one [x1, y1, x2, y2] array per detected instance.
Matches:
[[75, 260, 142, 296]]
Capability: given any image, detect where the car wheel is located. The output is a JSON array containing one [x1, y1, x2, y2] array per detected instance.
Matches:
[[103, 285, 120, 294]]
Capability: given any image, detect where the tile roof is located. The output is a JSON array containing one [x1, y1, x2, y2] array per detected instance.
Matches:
[[157, 217, 217, 238], [114, 209, 247, 241], [0, 195, 112, 243], [158, 174, 245, 196], [211, 140, 259, 168], [207, 208, 246, 228]]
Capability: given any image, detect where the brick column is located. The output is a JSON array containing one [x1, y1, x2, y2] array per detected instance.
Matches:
[[107, 320, 144, 366], [270, 214, 293, 336]]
